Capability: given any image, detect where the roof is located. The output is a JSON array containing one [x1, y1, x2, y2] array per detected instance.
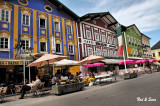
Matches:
[[79, 12, 119, 31], [151, 41, 160, 50], [48, 0, 79, 20], [126, 24, 141, 36], [141, 33, 151, 39]]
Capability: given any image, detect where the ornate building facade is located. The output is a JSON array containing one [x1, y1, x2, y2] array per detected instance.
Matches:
[[0, 0, 79, 83], [77, 12, 119, 60]]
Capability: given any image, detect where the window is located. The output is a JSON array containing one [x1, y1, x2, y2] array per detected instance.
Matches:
[[0, 9, 10, 22], [69, 45, 74, 54], [103, 49, 108, 57], [127, 35, 130, 43], [95, 33, 99, 41], [18, 0, 28, 5], [22, 14, 30, 26], [107, 36, 110, 43], [86, 30, 91, 39], [40, 42, 47, 52], [134, 38, 136, 45], [56, 43, 61, 53], [102, 35, 106, 42], [114, 38, 117, 45], [67, 25, 72, 34], [88, 48, 93, 56], [96, 49, 101, 56], [54, 21, 60, 32], [109, 36, 113, 44], [0, 37, 9, 49], [153, 53, 155, 57], [44, 5, 52, 12], [21, 40, 29, 50], [158, 52, 160, 56], [110, 50, 113, 57], [40, 18, 46, 28]]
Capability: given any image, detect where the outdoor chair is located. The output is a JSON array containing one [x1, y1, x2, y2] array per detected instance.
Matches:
[[0, 87, 7, 102], [30, 82, 45, 97]]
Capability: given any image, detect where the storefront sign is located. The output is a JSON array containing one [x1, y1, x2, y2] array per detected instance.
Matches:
[[0, 61, 30, 65]]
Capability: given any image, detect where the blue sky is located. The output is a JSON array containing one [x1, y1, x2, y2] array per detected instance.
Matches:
[[59, 0, 160, 47]]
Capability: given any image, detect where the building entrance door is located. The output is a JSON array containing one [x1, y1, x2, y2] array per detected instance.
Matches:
[[0, 68, 6, 83]]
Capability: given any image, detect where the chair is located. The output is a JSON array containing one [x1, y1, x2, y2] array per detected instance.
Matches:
[[0, 87, 7, 101], [30, 82, 45, 97]]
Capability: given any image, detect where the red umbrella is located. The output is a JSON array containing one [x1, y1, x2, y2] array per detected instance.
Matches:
[[149, 59, 157, 63], [119, 60, 135, 65]]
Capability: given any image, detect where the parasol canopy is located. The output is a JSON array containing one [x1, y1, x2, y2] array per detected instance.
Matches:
[[27, 54, 69, 67], [149, 59, 157, 63], [78, 55, 106, 65], [52, 59, 79, 66], [133, 60, 146, 64], [119, 60, 135, 65]]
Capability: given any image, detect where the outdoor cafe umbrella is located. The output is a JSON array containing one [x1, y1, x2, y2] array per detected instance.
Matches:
[[27, 54, 68, 82], [78, 55, 106, 65], [53, 59, 79, 66], [119, 60, 135, 65], [149, 59, 157, 63]]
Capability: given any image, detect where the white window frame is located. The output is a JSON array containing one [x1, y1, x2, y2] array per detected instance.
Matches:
[[102, 35, 106, 42], [39, 41, 47, 53], [0, 8, 11, 23], [134, 38, 136, 44], [67, 24, 72, 34], [39, 18, 47, 29], [0, 37, 10, 51], [68, 44, 74, 55], [88, 47, 93, 56], [54, 21, 60, 32], [55, 43, 62, 54], [109, 36, 113, 44], [21, 13, 30, 26], [103, 49, 108, 57], [110, 50, 113, 57], [21, 39, 30, 50], [86, 30, 91, 39], [95, 33, 99, 41], [127, 35, 131, 43], [96, 48, 101, 56], [107, 36, 110, 43]]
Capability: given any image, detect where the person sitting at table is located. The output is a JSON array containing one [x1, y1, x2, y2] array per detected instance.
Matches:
[[61, 74, 68, 81], [19, 75, 41, 99]]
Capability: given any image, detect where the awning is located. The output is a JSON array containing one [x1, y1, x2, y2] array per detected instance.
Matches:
[[128, 57, 143, 60], [101, 59, 123, 64], [0, 58, 31, 65]]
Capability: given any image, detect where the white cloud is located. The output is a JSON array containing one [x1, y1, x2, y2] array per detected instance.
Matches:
[[112, 0, 160, 32]]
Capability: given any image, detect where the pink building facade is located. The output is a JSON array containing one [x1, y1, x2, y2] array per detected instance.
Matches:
[[77, 12, 119, 60]]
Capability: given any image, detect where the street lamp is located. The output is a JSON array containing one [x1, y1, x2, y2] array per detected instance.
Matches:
[[14, 46, 33, 85]]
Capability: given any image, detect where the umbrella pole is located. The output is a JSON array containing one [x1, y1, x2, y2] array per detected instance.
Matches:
[[47, 60, 49, 74], [53, 64, 55, 75], [122, 48, 127, 72]]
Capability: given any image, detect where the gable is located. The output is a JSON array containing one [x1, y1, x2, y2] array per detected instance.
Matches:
[[84, 18, 113, 31]]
